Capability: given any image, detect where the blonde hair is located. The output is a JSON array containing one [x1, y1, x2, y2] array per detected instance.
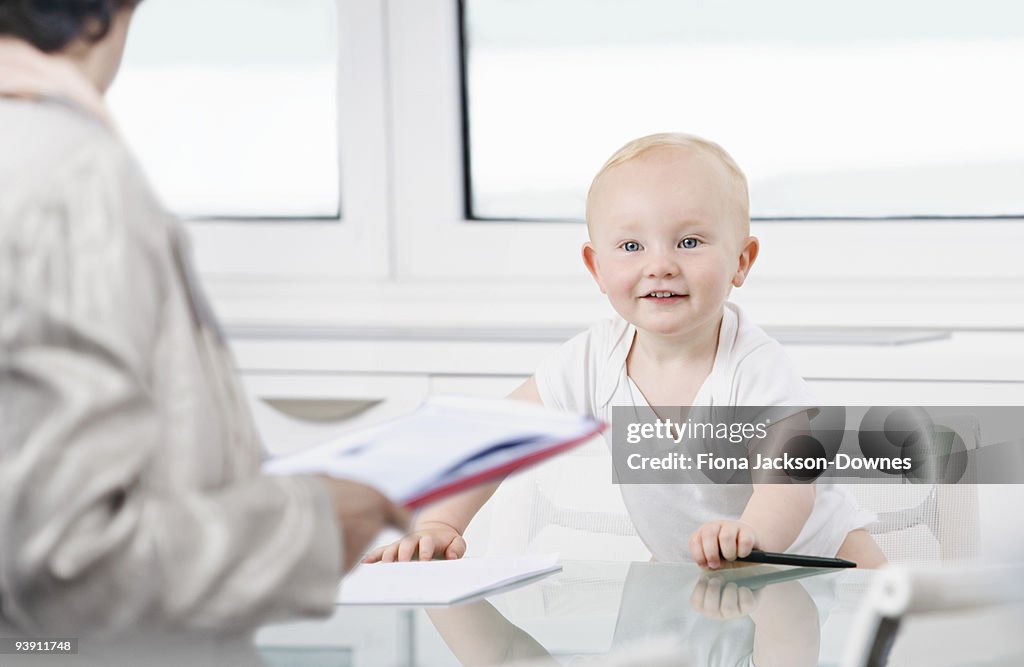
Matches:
[[585, 132, 750, 236]]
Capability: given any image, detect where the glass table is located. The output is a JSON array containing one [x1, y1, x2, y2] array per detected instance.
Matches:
[[256, 560, 880, 667], [6, 560, 1020, 666]]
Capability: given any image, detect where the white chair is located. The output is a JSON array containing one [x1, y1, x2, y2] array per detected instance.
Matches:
[[845, 412, 982, 564]]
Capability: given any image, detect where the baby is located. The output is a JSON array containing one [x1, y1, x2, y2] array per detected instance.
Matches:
[[367, 132, 885, 568]]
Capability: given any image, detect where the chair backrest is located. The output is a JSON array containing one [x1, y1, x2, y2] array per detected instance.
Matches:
[[845, 412, 982, 564], [846, 483, 979, 563]]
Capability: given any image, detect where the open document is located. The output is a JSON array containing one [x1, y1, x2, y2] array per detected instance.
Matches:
[[263, 395, 604, 508], [337, 554, 562, 606]]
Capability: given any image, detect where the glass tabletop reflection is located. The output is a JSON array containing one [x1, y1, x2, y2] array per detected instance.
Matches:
[[257, 560, 876, 667]]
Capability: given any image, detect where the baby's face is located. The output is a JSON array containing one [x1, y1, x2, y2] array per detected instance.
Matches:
[[584, 147, 754, 340]]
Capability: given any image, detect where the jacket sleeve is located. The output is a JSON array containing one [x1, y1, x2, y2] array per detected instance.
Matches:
[[0, 140, 342, 635]]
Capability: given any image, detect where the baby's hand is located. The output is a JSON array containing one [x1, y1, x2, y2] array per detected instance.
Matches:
[[362, 521, 466, 563], [690, 575, 761, 620], [689, 519, 757, 569]]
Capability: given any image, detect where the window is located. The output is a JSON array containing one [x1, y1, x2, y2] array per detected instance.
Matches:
[[462, 0, 1024, 220], [108, 0, 391, 279], [109, 0, 339, 219]]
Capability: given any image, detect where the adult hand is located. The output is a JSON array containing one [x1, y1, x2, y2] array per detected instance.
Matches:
[[362, 520, 467, 563], [318, 476, 410, 571]]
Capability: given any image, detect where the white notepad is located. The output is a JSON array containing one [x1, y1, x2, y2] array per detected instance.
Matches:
[[336, 554, 562, 606]]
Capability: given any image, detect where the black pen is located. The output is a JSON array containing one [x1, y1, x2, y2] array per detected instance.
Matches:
[[736, 549, 856, 568]]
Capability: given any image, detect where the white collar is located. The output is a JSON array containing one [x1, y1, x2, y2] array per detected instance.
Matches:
[[597, 304, 740, 409]]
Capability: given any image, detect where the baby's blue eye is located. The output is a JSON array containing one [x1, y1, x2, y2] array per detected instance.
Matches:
[[623, 241, 641, 252], [680, 237, 700, 249]]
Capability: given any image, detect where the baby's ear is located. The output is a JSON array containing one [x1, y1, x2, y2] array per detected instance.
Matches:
[[732, 236, 760, 287], [581, 243, 607, 294]]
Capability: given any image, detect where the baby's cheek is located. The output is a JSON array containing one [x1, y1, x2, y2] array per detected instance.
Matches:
[[607, 279, 638, 304], [695, 268, 734, 303]]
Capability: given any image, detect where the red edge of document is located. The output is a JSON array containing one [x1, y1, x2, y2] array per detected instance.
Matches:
[[403, 421, 607, 509]]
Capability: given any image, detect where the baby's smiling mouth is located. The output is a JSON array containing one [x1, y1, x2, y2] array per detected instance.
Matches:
[[640, 291, 688, 299]]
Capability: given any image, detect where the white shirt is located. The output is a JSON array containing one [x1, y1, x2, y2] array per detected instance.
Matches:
[[535, 302, 875, 561]]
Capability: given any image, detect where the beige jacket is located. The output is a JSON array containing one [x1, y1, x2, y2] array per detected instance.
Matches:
[[0, 97, 341, 635]]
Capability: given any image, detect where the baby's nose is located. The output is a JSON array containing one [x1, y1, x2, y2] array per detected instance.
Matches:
[[646, 252, 680, 278]]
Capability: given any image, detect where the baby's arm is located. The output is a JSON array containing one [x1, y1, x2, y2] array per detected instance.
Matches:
[[740, 483, 815, 552], [363, 378, 544, 562], [691, 412, 816, 568], [362, 480, 500, 562]]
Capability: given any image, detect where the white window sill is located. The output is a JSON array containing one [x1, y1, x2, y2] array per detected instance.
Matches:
[[209, 277, 1024, 384], [205, 275, 1024, 331]]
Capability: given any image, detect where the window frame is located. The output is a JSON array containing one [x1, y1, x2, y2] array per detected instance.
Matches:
[[387, 0, 1024, 284], [185, 0, 392, 281]]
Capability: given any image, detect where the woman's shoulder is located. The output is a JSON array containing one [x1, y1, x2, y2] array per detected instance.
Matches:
[[1, 98, 121, 184], [1, 100, 173, 249]]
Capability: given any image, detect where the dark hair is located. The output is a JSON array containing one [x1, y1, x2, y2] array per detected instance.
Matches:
[[0, 0, 140, 53]]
